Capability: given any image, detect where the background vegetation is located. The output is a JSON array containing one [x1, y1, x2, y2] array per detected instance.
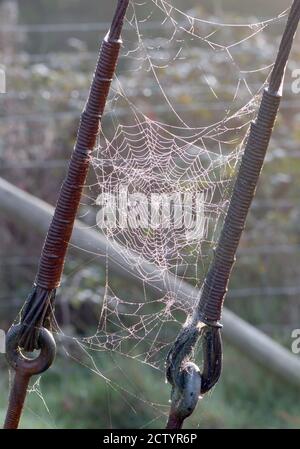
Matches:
[[0, 0, 300, 429]]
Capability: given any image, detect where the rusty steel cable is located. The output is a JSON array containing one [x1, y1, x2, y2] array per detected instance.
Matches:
[[166, 0, 300, 429], [3, 0, 130, 429]]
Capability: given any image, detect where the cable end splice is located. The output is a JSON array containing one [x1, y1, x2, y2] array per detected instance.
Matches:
[[165, 321, 223, 428], [166, 362, 202, 430], [17, 286, 56, 352]]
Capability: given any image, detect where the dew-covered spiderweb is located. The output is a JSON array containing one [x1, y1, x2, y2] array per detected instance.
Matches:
[[31, 1, 289, 427]]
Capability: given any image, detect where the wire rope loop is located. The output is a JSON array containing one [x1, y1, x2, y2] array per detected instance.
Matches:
[[169, 361, 202, 421], [6, 324, 56, 376]]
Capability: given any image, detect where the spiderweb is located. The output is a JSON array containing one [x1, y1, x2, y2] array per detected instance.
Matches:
[[33, 1, 288, 427]]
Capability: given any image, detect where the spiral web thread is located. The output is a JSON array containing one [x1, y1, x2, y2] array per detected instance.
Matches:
[[34, 1, 289, 426]]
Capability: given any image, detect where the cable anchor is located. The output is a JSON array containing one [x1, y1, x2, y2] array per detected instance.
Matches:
[[4, 324, 56, 429]]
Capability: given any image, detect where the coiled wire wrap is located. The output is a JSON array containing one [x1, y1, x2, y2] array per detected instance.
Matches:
[[4, 0, 130, 432], [166, 0, 300, 429], [197, 89, 281, 323], [35, 38, 121, 291], [16, 1, 129, 352]]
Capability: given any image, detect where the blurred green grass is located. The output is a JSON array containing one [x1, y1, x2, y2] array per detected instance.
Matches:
[[1, 342, 300, 429], [1, 0, 300, 430]]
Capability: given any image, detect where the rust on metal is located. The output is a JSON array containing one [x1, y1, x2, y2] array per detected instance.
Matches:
[[4, 0, 130, 429], [165, 0, 300, 429], [16, 0, 129, 352], [4, 325, 56, 429]]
